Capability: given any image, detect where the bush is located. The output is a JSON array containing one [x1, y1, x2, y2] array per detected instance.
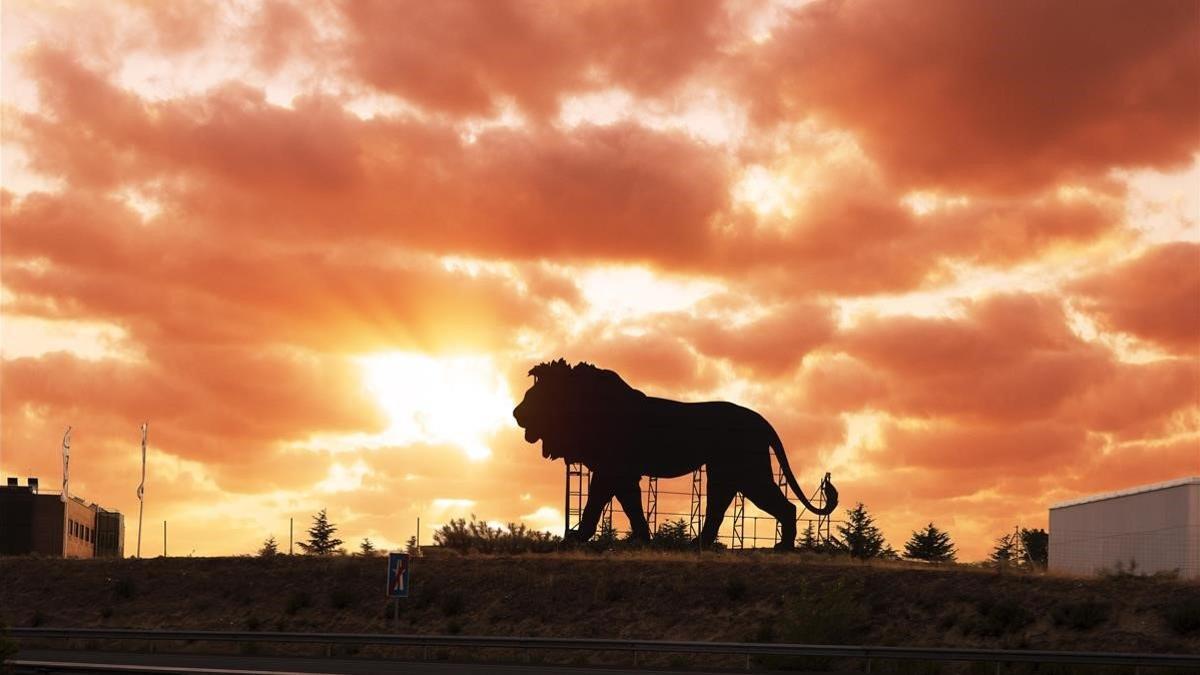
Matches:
[[434, 516, 561, 554], [0, 622, 17, 662], [724, 577, 748, 602], [972, 598, 1031, 637], [1051, 600, 1110, 630], [285, 590, 312, 615], [112, 577, 137, 600], [652, 518, 693, 550], [440, 590, 465, 616], [760, 578, 867, 670], [1163, 601, 1200, 636], [328, 586, 354, 610]]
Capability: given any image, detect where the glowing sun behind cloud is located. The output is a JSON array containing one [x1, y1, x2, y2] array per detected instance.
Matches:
[[358, 353, 513, 460]]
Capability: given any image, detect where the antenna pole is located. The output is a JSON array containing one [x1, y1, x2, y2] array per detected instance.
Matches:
[[60, 427, 72, 557], [137, 423, 147, 558]]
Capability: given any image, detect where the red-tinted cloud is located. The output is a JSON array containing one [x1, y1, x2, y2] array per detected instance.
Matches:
[[1072, 242, 1200, 353], [2, 0, 1197, 559], [751, 0, 1200, 193], [339, 0, 731, 118]]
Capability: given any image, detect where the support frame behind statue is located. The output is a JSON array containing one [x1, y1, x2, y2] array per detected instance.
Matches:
[[513, 359, 838, 548]]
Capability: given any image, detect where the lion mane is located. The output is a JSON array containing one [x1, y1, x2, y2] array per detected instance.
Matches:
[[513, 359, 837, 549]]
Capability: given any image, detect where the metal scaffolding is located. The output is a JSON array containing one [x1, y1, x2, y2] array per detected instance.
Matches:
[[731, 492, 746, 549], [688, 466, 705, 538], [564, 460, 835, 549], [644, 476, 658, 535]]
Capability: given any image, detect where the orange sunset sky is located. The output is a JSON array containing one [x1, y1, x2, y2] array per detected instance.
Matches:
[[1, 0, 1197, 560]]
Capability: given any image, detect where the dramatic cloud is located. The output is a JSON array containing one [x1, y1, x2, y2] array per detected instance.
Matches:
[[1, 0, 1196, 559], [1072, 242, 1200, 352], [750, 0, 1200, 194]]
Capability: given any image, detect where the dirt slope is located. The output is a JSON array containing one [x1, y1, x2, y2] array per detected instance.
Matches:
[[2, 551, 1197, 657]]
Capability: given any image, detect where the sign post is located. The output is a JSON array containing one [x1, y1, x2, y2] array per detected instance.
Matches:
[[385, 551, 410, 621]]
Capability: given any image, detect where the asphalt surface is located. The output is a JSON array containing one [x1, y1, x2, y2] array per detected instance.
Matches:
[[9, 648, 808, 674]]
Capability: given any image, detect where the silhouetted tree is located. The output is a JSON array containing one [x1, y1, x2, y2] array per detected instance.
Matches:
[[298, 509, 343, 555], [258, 535, 278, 557], [592, 520, 619, 549], [358, 538, 378, 557], [652, 518, 691, 550], [835, 503, 892, 560], [1020, 528, 1048, 568], [405, 535, 419, 555], [798, 521, 819, 552], [903, 523, 957, 563], [990, 531, 1018, 565]]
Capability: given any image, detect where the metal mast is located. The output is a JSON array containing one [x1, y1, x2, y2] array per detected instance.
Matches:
[[136, 422, 147, 558]]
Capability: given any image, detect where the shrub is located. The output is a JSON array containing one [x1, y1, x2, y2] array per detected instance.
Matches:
[[434, 516, 562, 554], [760, 578, 866, 670], [724, 577, 748, 602], [440, 590, 465, 616], [328, 586, 354, 610], [245, 615, 261, 631], [972, 598, 1031, 637], [1163, 601, 1200, 636], [1051, 600, 1110, 630], [285, 590, 312, 615], [0, 622, 17, 662], [652, 518, 693, 550], [113, 577, 137, 600]]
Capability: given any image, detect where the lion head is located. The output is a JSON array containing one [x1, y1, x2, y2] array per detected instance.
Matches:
[[512, 359, 643, 462]]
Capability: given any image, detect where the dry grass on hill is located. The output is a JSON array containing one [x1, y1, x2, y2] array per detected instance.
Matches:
[[2, 550, 1198, 669]]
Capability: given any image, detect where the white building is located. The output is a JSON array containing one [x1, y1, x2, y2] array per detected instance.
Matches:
[[1049, 477, 1199, 578]]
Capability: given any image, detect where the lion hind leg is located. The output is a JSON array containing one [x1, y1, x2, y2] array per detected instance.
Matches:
[[700, 479, 737, 548], [742, 478, 797, 549]]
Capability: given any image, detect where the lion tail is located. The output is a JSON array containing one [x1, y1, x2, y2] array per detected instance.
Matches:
[[767, 423, 839, 516]]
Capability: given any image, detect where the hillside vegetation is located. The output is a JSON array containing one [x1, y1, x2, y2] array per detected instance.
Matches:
[[3, 552, 1197, 669]]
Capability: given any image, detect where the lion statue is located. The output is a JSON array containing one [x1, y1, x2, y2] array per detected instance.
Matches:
[[512, 359, 837, 549]]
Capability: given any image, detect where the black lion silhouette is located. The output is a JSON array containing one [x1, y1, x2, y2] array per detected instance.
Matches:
[[513, 359, 837, 548]]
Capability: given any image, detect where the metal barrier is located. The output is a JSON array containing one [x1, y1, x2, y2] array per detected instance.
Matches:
[[8, 627, 1200, 670]]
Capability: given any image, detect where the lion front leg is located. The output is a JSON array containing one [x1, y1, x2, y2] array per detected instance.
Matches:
[[614, 476, 651, 543], [567, 471, 616, 543]]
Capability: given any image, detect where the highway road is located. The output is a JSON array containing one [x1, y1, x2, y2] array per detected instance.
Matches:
[[9, 648, 804, 674]]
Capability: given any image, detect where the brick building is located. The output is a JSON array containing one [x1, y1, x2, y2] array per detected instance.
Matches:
[[0, 476, 124, 558]]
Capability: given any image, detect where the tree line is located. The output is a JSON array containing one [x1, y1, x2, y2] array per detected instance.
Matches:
[[261, 504, 1050, 567]]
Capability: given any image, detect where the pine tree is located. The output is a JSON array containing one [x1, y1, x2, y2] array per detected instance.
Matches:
[[593, 520, 619, 549], [258, 535, 278, 557], [358, 537, 377, 557], [653, 518, 691, 550], [1020, 528, 1048, 568], [405, 535, 419, 555], [836, 502, 891, 559], [903, 522, 957, 563], [798, 521, 819, 552], [298, 509, 343, 555], [990, 531, 1017, 565]]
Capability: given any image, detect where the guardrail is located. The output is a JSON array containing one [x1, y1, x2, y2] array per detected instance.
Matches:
[[9, 627, 1200, 671]]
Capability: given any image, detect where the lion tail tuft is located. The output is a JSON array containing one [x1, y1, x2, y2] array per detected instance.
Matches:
[[767, 423, 838, 516]]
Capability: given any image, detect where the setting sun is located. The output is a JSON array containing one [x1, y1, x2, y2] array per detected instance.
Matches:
[[357, 353, 513, 461]]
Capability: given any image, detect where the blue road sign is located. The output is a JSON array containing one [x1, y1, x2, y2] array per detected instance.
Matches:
[[386, 552, 410, 598]]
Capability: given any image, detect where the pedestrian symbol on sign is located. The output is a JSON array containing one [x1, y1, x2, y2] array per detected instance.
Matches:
[[386, 552, 410, 598]]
